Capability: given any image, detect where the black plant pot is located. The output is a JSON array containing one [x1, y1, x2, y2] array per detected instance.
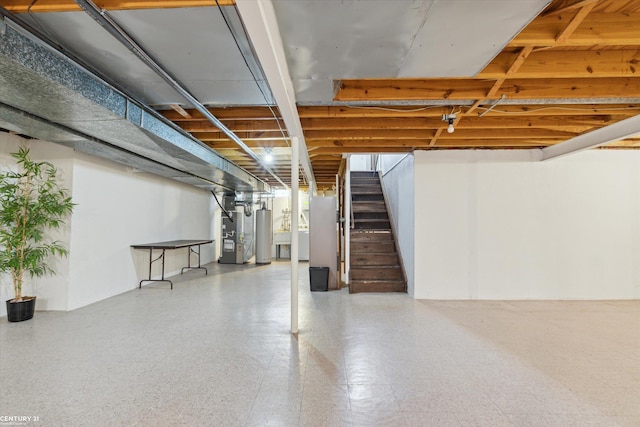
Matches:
[[6, 297, 36, 322]]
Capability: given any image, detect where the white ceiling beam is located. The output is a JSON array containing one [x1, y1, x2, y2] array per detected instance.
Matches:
[[541, 114, 640, 161], [235, 0, 316, 193]]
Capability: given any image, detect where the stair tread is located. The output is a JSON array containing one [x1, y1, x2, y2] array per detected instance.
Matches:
[[351, 246, 395, 250], [350, 265, 401, 269], [350, 239, 393, 242], [352, 250, 397, 254], [349, 280, 406, 293], [351, 249, 395, 252], [350, 279, 405, 284], [351, 236, 393, 239], [353, 212, 388, 215], [351, 234, 392, 239]]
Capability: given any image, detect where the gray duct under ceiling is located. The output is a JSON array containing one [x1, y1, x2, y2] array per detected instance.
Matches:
[[0, 19, 269, 194]]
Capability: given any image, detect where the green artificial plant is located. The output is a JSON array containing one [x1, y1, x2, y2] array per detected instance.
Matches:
[[0, 147, 75, 302]]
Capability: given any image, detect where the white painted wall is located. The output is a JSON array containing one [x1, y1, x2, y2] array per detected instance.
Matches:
[[68, 152, 216, 310], [350, 155, 373, 171], [414, 149, 640, 300], [1, 135, 217, 316], [380, 154, 415, 296], [378, 154, 408, 174], [270, 191, 310, 259]]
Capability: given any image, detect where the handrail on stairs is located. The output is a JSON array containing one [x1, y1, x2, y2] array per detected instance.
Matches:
[[350, 190, 355, 230]]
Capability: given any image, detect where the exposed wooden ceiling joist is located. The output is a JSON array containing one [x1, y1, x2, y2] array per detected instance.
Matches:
[[510, 13, 640, 47], [165, 104, 640, 120], [335, 78, 640, 101], [161, 107, 281, 122], [481, 49, 640, 79], [555, 2, 597, 44], [543, 0, 599, 17], [179, 120, 286, 133]]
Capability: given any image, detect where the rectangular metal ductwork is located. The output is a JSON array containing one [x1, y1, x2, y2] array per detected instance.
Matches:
[[0, 21, 269, 194]]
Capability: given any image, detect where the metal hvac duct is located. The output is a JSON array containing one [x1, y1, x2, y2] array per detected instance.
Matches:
[[73, 0, 287, 189], [0, 15, 269, 194]]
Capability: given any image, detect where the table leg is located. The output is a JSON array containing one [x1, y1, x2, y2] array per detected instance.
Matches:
[[139, 248, 173, 289], [181, 244, 208, 275]]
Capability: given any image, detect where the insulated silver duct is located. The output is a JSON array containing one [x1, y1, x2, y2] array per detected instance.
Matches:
[[0, 14, 268, 193], [74, 0, 288, 189]]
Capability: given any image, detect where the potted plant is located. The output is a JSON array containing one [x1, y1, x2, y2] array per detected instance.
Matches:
[[0, 147, 75, 322]]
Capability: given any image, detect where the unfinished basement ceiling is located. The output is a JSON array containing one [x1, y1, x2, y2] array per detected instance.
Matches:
[[2, 0, 640, 191], [273, 0, 551, 103], [0, 19, 268, 193], [18, 6, 272, 106]]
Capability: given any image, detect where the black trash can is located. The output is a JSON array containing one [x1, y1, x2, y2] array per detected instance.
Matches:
[[309, 267, 329, 292]]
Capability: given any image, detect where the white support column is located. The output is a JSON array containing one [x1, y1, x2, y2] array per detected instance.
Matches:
[[344, 156, 351, 284], [290, 136, 300, 334], [235, 0, 315, 192]]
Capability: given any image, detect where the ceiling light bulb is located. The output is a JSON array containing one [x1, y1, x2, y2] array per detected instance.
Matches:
[[265, 153, 273, 162], [447, 119, 455, 133]]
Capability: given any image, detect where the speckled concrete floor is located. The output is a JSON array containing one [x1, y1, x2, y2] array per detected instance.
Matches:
[[1, 262, 639, 426]]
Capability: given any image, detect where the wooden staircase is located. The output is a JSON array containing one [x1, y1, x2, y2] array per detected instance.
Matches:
[[350, 171, 406, 293]]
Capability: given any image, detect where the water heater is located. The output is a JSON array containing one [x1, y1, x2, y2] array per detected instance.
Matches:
[[255, 208, 272, 264]]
